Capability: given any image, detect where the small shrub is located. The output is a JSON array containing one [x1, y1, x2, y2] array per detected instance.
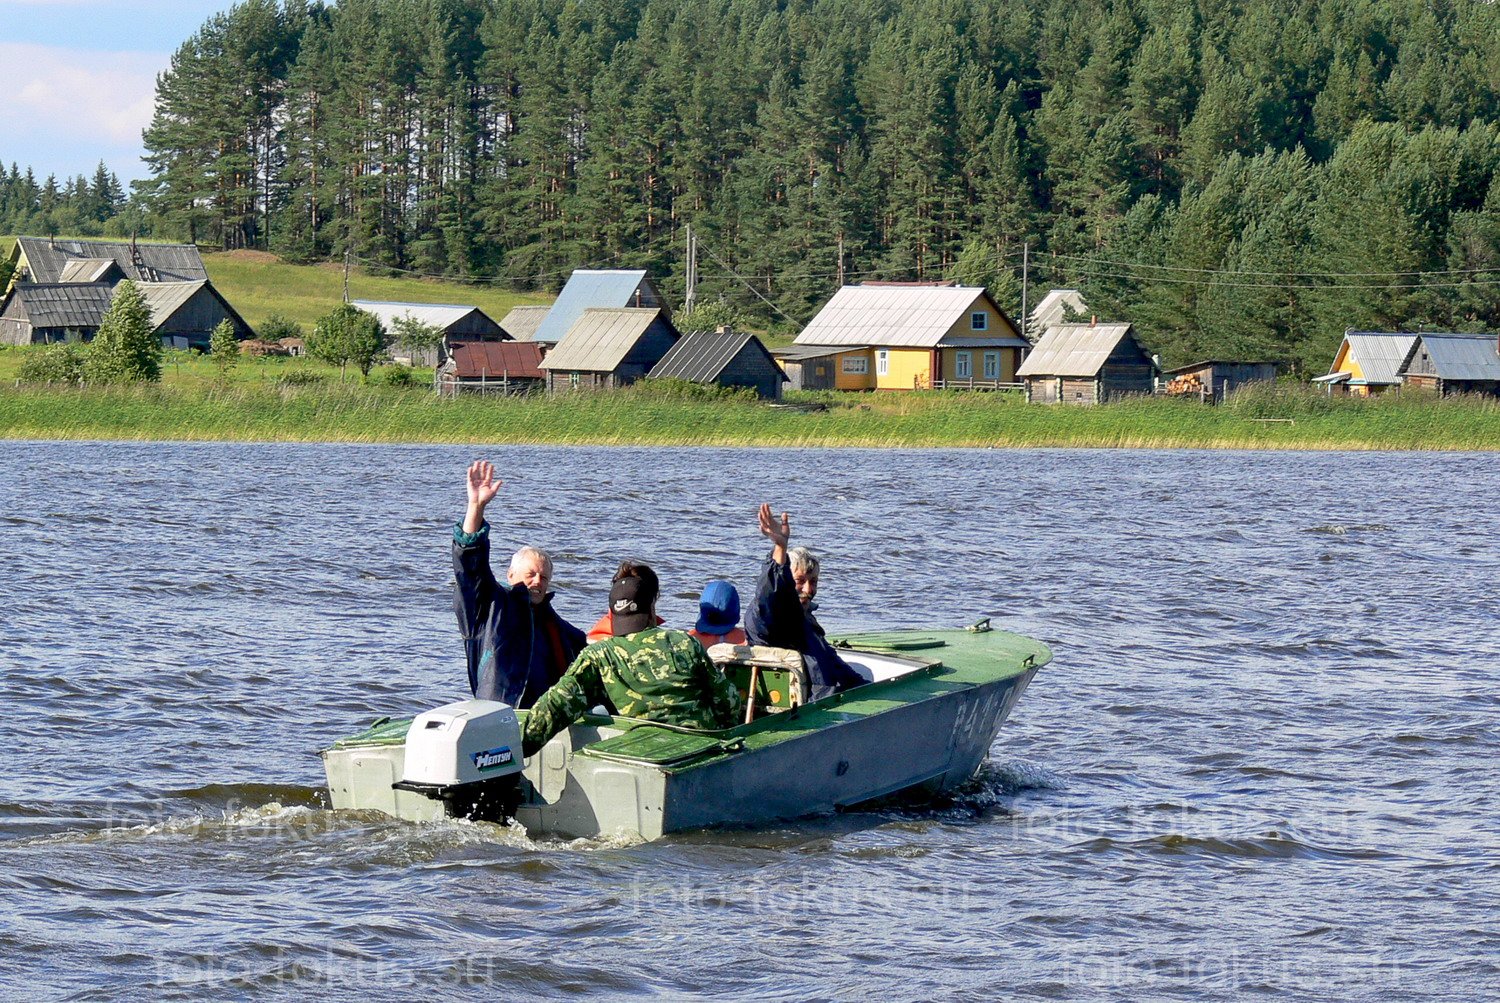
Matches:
[[17, 344, 84, 385], [633, 377, 758, 402], [259, 313, 304, 343], [277, 370, 327, 387], [375, 363, 420, 387]]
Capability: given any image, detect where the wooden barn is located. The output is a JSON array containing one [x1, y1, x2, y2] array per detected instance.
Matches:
[[1016, 322, 1158, 404], [1316, 332, 1418, 396], [8, 236, 209, 288], [532, 269, 670, 345], [438, 340, 546, 396], [540, 307, 680, 391], [1161, 360, 1276, 402], [0, 282, 116, 344], [792, 283, 1027, 390], [351, 300, 509, 367], [141, 281, 253, 349], [1399, 333, 1500, 396], [648, 327, 786, 399]]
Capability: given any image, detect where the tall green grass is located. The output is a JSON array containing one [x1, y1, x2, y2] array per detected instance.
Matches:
[[2, 381, 1496, 449]]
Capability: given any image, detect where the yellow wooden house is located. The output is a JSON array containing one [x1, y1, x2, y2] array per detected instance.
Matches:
[[792, 283, 1028, 391], [1315, 331, 1419, 396]]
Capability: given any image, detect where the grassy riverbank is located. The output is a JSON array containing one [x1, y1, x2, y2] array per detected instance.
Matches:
[[2, 379, 1496, 450]]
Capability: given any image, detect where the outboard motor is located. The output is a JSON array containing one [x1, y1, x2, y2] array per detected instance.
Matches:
[[393, 699, 525, 821]]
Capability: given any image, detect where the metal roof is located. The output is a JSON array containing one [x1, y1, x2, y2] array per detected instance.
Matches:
[[3, 282, 115, 329], [1016, 323, 1137, 377], [14, 237, 208, 283], [1337, 332, 1418, 385], [500, 305, 550, 341], [1412, 332, 1500, 381], [533, 270, 658, 344], [539, 307, 674, 372], [648, 329, 783, 383], [447, 340, 545, 380], [351, 300, 501, 334], [795, 285, 1015, 348], [771, 343, 868, 361], [1028, 288, 1087, 337], [58, 258, 122, 282]]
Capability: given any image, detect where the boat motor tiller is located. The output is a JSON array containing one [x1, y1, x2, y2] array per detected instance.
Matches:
[[393, 699, 524, 820]]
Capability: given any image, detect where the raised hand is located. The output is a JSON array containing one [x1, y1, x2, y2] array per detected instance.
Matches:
[[757, 502, 790, 561], [464, 461, 502, 533]]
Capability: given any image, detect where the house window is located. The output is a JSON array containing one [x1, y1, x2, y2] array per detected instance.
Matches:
[[569, 372, 580, 389], [876, 349, 889, 376], [971, 311, 988, 331], [955, 351, 972, 378], [983, 351, 1000, 380], [841, 356, 868, 374]]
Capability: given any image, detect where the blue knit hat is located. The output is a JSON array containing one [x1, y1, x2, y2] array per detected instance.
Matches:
[[694, 580, 741, 634]]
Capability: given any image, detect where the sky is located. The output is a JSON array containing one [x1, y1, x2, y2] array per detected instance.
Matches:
[[0, 0, 239, 188]]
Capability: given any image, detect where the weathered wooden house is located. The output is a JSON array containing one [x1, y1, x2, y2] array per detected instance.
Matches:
[[7, 236, 209, 288], [1016, 322, 1158, 404], [1315, 331, 1418, 396], [438, 340, 546, 396], [771, 344, 870, 391], [1399, 333, 1500, 396], [0, 280, 250, 349], [539, 307, 680, 391], [1161, 360, 1276, 402], [793, 283, 1027, 390], [499, 305, 550, 342], [532, 269, 670, 345], [0, 282, 116, 344], [647, 327, 786, 399], [351, 300, 509, 367]]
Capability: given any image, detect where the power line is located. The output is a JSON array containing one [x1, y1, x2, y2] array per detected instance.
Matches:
[[1048, 250, 1498, 280]]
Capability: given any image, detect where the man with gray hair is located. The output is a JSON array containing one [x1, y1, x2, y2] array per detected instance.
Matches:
[[453, 460, 585, 708], [745, 503, 864, 701]]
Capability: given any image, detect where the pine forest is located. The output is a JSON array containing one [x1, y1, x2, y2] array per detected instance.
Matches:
[[128, 0, 1500, 370]]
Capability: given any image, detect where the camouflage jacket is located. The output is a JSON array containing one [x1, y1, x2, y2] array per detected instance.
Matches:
[[522, 627, 742, 755]]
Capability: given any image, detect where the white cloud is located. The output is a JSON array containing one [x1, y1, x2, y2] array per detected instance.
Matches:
[[0, 42, 162, 179]]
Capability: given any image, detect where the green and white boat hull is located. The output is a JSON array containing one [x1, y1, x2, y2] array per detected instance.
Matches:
[[321, 626, 1050, 840]]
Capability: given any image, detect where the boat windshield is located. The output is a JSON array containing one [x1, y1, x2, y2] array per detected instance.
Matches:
[[840, 650, 932, 684]]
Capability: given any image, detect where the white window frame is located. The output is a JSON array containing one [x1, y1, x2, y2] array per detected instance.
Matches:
[[970, 311, 988, 331], [954, 351, 972, 378], [983, 351, 1000, 380], [841, 355, 868, 375], [876, 349, 889, 376]]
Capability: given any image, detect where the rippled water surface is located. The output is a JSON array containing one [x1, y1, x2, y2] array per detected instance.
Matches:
[[2, 441, 1497, 1001]]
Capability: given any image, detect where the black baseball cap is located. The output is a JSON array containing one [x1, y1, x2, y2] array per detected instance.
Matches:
[[610, 571, 659, 635]]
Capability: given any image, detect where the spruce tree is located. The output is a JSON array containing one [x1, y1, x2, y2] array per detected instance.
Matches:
[[210, 319, 240, 379], [84, 281, 161, 384]]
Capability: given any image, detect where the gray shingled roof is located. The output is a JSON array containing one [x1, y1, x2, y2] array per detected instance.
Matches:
[[1338, 332, 1419, 386], [540, 307, 674, 372], [138, 282, 210, 326], [648, 329, 784, 383], [1411, 332, 1500, 381], [533, 270, 659, 344], [14, 237, 208, 283], [4, 283, 116, 329], [795, 284, 1021, 348], [1016, 323, 1137, 377], [500, 305, 550, 341]]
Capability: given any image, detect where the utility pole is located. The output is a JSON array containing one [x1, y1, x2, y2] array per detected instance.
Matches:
[[684, 224, 697, 314], [837, 232, 845, 287], [1020, 242, 1030, 341], [343, 244, 351, 305]]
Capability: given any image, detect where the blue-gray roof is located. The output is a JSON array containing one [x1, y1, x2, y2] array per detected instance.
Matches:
[[533, 270, 663, 344], [1338, 332, 1418, 386], [1412, 332, 1500, 381]]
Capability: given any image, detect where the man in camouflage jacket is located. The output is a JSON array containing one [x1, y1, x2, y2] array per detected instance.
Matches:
[[522, 568, 741, 756]]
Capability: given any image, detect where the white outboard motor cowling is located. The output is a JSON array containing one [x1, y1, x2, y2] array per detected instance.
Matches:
[[393, 699, 525, 819]]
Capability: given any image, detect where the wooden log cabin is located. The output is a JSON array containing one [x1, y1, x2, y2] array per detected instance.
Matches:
[[1016, 322, 1158, 404]]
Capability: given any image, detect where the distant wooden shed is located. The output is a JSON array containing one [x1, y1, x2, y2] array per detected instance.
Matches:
[[771, 344, 856, 391], [648, 327, 786, 399], [1016, 322, 1157, 404], [540, 307, 679, 391], [1162, 360, 1276, 402], [1317, 331, 1418, 396], [351, 300, 508, 367], [499, 305, 550, 342], [439, 340, 546, 396], [141, 281, 253, 349], [0, 282, 116, 344], [1399, 333, 1500, 396]]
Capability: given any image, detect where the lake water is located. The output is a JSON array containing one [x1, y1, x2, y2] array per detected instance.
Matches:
[[1, 441, 1496, 1001]]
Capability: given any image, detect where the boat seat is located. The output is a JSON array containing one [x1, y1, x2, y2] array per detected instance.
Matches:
[[707, 643, 807, 723]]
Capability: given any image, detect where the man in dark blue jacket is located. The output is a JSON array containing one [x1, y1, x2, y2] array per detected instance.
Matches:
[[453, 460, 585, 708], [744, 503, 865, 701]]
